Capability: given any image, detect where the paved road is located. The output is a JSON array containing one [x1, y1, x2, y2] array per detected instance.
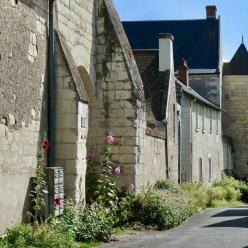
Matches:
[[101, 206, 248, 248]]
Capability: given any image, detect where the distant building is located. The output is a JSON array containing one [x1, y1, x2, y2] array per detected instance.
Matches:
[[177, 60, 224, 183], [222, 41, 248, 179], [123, 5, 222, 106], [123, 5, 224, 183]]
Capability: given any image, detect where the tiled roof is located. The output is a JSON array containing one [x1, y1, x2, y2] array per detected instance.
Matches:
[[123, 19, 220, 71], [133, 50, 170, 121], [223, 43, 248, 75]]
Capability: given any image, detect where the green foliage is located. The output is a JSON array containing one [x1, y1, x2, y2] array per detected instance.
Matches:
[[94, 136, 119, 212], [181, 183, 210, 213], [208, 176, 242, 207], [30, 136, 49, 220], [115, 190, 136, 225], [53, 198, 81, 237], [140, 188, 191, 230], [240, 182, 248, 203], [76, 203, 112, 242], [86, 133, 136, 227], [153, 180, 179, 193], [0, 223, 77, 248]]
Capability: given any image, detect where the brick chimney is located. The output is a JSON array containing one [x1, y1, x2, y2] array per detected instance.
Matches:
[[158, 33, 174, 72], [206, 5, 217, 19], [179, 59, 189, 87]]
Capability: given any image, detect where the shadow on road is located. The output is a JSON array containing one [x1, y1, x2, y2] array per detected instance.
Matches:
[[205, 216, 248, 228], [204, 208, 248, 228], [212, 209, 248, 217]]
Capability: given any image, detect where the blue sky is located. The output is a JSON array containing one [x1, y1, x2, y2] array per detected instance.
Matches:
[[113, 0, 248, 61]]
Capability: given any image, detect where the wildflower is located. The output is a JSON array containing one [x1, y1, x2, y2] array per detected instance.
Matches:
[[43, 138, 49, 150], [105, 135, 115, 144], [128, 183, 135, 190], [87, 151, 96, 160], [55, 196, 61, 206], [112, 166, 121, 175]]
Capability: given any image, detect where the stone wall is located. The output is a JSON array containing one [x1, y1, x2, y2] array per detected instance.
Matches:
[[0, 0, 48, 234], [180, 94, 223, 183], [87, 0, 146, 191], [55, 0, 96, 87], [141, 135, 167, 187], [222, 75, 248, 179], [166, 74, 178, 181], [55, 34, 89, 203]]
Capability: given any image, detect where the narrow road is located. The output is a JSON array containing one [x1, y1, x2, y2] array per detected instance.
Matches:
[[102, 206, 248, 248]]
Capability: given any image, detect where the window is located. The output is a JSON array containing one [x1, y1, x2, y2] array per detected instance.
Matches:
[[199, 158, 203, 182], [202, 107, 206, 133], [173, 104, 176, 143], [210, 110, 213, 133], [196, 104, 199, 131], [208, 157, 212, 180], [216, 112, 219, 134]]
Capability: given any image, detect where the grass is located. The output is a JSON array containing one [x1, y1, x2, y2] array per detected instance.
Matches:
[[208, 199, 246, 208], [79, 241, 101, 248]]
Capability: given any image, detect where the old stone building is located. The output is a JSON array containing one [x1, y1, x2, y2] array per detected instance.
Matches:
[[0, 0, 179, 234], [177, 60, 223, 183], [222, 41, 248, 179], [133, 34, 179, 182], [123, 5, 225, 183], [123, 5, 222, 106]]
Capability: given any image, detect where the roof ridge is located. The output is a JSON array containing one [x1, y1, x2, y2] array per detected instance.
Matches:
[[122, 18, 216, 23]]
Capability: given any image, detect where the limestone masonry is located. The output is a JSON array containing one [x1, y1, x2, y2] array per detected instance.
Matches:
[[0, 1, 246, 234]]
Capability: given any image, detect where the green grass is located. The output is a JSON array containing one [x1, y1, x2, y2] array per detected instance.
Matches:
[[78, 241, 101, 248], [208, 200, 245, 208]]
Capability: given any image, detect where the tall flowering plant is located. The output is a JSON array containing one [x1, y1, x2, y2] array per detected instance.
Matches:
[[30, 136, 49, 221], [94, 134, 120, 213]]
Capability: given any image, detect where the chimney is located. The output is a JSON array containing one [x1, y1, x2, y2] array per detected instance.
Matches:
[[179, 59, 189, 87], [158, 33, 174, 72], [206, 5, 217, 19]]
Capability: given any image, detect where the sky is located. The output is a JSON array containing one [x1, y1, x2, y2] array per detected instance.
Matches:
[[113, 0, 248, 61]]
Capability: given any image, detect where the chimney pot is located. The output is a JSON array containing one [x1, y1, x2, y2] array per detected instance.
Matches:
[[179, 59, 189, 87], [158, 33, 174, 72], [206, 5, 217, 19]]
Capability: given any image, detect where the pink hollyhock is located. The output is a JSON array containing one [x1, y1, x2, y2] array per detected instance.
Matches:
[[87, 151, 96, 160], [55, 196, 61, 206], [43, 138, 50, 150], [128, 183, 135, 190], [112, 166, 121, 175], [105, 135, 115, 144]]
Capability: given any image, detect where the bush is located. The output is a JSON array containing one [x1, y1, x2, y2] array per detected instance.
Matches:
[[56, 198, 80, 237], [181, 183, 209, 213], [1, 223, 77, 248], [240, 182, 248, 203], [207, 176, 242, 207], [76, 203, 112, 242], [154, 180, 179, 193], [140, 189, 191, 230]]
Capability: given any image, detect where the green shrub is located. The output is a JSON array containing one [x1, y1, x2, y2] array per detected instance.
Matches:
[[207, 176, 242, 207], [140, 189, 191, 230], [181, 183, 209, 213], [1, 223, 77, 248], [240, 182, 248, 203], [56, 198, 80, 237], [77, 203, 112, 242], [154, 180, 179, 193]]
